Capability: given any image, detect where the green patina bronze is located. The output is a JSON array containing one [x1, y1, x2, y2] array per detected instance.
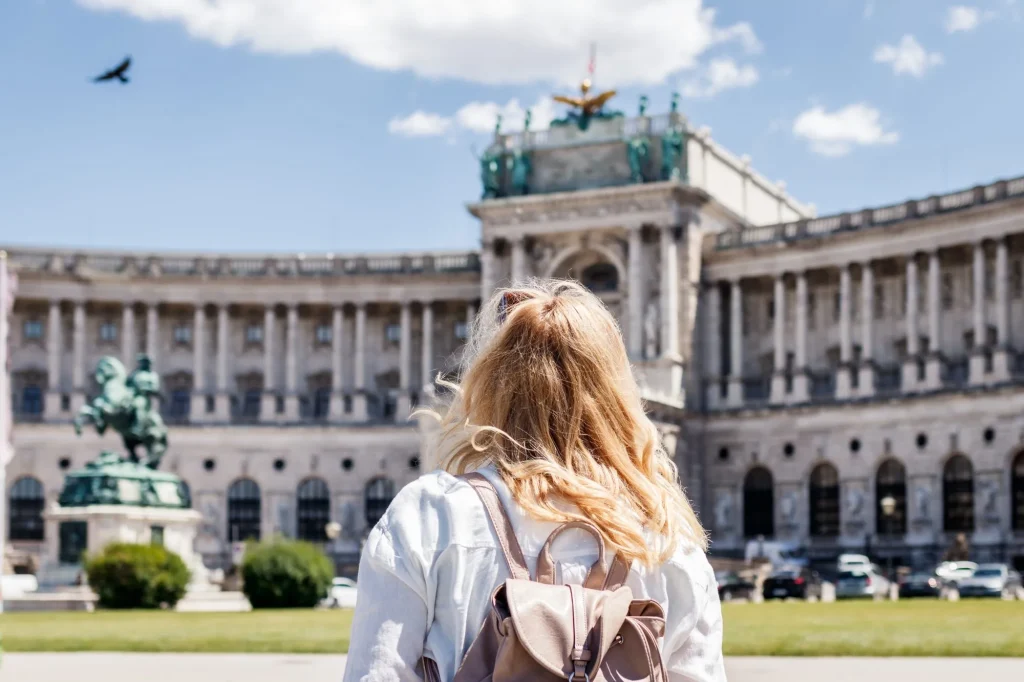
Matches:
[[661, 92, 688, 183], [58, 354, 189, 509], [627, 95, 651, 184]]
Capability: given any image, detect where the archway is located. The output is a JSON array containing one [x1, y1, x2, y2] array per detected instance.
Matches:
[[743, 467, 774, 538], [365, 478, 396, 528], [943, 454, 974, 533], [875, 459, 907, 536], [227, 478, 262, 542], [9, 477, 44, 541], [297, 478, 331, 541], [809, 463, 840, 537]]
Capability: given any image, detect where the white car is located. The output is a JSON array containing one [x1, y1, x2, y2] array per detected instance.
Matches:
[[835, 567, 891, 600], [935, 561, 977, 585], [837, 553, 871, 571], [325, 577, 358, 608], [957, 564, 1022, 599]]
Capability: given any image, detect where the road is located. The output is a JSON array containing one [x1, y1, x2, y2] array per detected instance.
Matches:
[[3, 653, 1023, 682]]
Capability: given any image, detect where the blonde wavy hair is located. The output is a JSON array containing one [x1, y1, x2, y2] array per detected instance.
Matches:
[[423, 279, 706, 566]]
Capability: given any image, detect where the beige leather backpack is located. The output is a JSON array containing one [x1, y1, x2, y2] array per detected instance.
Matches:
[[421, 472, 669, 682]]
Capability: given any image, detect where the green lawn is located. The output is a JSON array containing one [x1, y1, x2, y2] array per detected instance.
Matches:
[[1, 600, 1021, 656]]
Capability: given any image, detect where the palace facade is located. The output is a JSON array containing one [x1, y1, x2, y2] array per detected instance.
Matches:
[[5, 100, 1024, 574]]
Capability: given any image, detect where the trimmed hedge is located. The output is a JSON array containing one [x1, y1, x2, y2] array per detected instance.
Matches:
[[85, 543, 191, 609], [241, 539, 334, 609]]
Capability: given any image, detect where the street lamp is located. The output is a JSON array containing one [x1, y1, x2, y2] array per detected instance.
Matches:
[[881, 495, 896, 587]]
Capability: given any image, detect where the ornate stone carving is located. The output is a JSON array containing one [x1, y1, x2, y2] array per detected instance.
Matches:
[[713, 489, 733, 530]]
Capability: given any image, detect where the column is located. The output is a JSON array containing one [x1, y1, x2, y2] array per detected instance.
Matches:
[[466, 301, 477, 339], [510, 237, 527, 284], [215, 305, 231, 420], [901, 256, 921, 391], [329, 306, 346, 419], [769, 275, 788, 403], [627, 226, 644, 359], [145, 303, 158, 367], [350, 303, 368, 421], [970, 241, 987, 384], [993, 238, 1011, 380], [858, 262, 876, 396], [480, 240, 497, 302], [835, 265, 853, 399], [121, 303, 136, 368], [726, 280, 744, 407], [421, 302, 434, 391], [284, 305, 300, 420], [189, 305, 207, 421], [703, 284, 722, 408], [71, 301, 86, 411], [791, 271, 809, 402], [659, 225, 683, 402], [925, 251, 943, 389], [260, 305, 277, 420], [45, 300, 63, 417], [396, 302, 413, 417]]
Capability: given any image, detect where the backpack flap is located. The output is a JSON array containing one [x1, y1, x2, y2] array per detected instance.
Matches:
[[502, 579, 634, 678]]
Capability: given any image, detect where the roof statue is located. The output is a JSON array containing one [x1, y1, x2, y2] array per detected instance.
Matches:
[[551, 46, 622, 131]]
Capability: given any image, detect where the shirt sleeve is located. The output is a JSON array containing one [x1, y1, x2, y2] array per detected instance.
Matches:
[[342, 522, 431, 682], [664, 578, 727, 682]]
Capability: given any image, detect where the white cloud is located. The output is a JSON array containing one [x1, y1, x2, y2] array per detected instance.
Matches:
[[681, 59, 758, 99], [390, 97, 557, 138], [945, 5, 983, 32], [74, 0, 761, 87], [387, 111, 452, 138], [873, 35, 943, 77], [792, 103, 899, 157]]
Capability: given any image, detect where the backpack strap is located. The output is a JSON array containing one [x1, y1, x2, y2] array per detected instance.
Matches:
[[460, 472, 531, 581], [536, 520, 634, 590]]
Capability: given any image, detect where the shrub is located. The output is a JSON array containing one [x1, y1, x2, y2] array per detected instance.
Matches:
[[241, 539, 334, 609], [85, 542, 191, 609]]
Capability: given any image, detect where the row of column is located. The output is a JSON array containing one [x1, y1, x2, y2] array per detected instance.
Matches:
[[44, 300, 476, 421], [706, 239, 1012, 408]]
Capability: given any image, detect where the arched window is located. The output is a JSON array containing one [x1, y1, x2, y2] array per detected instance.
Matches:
[[365, 478, 396, 528], [809, 463, 840, 537], [743, 467, 774, 538], [10, 477, 45, 541], [943, 454, 974, 533], [297, 478, 330, 542], [1013, 451, 1024, 531], [876, 459, 907, 535], [581, 263, 619, 293], [227, 478, 261, 542]]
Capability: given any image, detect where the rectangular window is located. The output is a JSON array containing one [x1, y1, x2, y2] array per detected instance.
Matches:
[[173, 323, 192, 345], [315, 323, 332, 345], [454, 321, 468, 341], [385, 323, 401, 344], [23, 319, 43, 341], [150, 525, 164, 547], [99, 320, 118, 343], [245, 323, 263, 344]]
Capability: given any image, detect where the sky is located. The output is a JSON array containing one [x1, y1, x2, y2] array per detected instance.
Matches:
[[1, 1, 1022, 254]]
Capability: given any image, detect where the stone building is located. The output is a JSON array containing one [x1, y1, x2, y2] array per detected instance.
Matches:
[[5, 95, 1024, 573]]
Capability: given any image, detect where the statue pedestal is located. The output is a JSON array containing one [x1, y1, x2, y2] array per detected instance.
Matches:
[[39, 504, 204, 590]]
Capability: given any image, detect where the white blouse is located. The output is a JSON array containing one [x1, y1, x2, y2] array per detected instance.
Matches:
[[342, 466, 726, 682]]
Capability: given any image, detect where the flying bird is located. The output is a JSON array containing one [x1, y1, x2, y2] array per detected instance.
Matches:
[[93, 56, 132, 84]]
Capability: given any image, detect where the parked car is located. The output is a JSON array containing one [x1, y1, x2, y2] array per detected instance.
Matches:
[[898, 571, 955, 599], [324, 577, 358, 608], [835, 567, 891, 600], [762, 567, 824, 601], [837, 553, 871, 572], [744, 540, 808, 567], [957, 564, 1022, 599], [935, 561, 977, 585], [715, 571, 756, 602]]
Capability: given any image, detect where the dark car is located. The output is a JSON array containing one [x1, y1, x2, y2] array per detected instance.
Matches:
[[762, 567, 824, 601], [715, 571, 755, 602], [898, 571, 953, 599]]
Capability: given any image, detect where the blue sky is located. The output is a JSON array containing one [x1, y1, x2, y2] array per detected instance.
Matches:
[[1, 1, 1022, 254]]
